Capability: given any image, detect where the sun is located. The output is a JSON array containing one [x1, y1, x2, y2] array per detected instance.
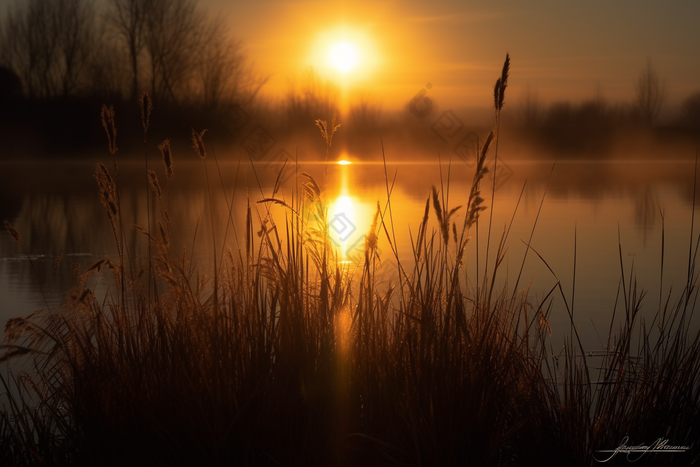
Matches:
[[307, 27, 379, 83], [328, 42, 359, 74]]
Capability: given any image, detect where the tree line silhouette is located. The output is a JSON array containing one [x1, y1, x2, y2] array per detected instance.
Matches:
[[0, 1, 698, 158], [0, 0, 266, 156], [0, 0, 260, 108]]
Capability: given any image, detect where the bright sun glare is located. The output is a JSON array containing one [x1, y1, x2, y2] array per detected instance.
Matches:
[[328, 42, 359, 74], [308, 27, 378, 83]]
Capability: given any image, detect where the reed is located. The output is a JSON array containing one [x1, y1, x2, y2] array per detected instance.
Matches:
[[1, 54, 699, 467]]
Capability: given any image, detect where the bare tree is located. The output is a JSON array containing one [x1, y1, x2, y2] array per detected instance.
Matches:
[[348, 95, 382, 129], [55, 0, 97, 96], [635, 59, 665, 125], [107, 0, 148, 101], [143, 0, 203, 104], [196, 16, 253, 110], [107, 0, 203, 103], [84, 30, 129, 98], [2, 0, 262, 107], [285, 68, 340, 126], [1, 0, 97, 98], [1, 0, 56, 97], [107, 0, 260, 107]]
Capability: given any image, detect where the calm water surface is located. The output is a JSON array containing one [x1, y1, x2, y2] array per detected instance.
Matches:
[[1, 156, 699, 351]]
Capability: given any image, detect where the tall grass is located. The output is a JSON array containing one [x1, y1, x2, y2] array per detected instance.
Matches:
[[2, 54, 700, 466]]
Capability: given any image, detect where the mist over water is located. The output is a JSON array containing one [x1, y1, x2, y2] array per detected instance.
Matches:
[[2, 135, 699, 352]]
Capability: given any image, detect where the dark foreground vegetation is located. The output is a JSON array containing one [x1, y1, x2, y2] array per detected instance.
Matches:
[[2, 56, 700, 467]]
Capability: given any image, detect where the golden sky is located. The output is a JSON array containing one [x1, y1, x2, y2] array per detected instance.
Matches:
[[1, 0, 696, 110], [210, 0, 700, 110]]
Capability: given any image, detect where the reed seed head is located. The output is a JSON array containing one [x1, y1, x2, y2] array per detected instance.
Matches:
[[100, 104, 117, 154], [4, 317, 29, 342], [364, 202, 381, 256], [147, 170, 162, 198], [157, 220, 169, 248], [3, 220, 22, 244], [300, 172, 322, 203], [191, 128, 208, 159], [140, 92, 153, 136], [94, 164, 119, 218], [431, 186, 443, 226], [97, 163, 113, 186], [315, 110, 341, 152], [86, 259, 106, 273], [494, 53, 510, 112], [159, 139, 174, 180]]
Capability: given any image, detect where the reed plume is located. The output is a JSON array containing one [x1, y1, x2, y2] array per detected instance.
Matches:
[[464, 130, 493, 232], [157, 220, 169, 249], [494, 53, 510, 112], [147, 170, 162, 199], [100, 104, 117, 155], [3, 219, 22, 244], [191, 128, 208, 159], [140, 92, 153, 140], [415, 195, 431, 260], [364, 202, 380, 259], [159, 139, 174, 181], [94, 163, 118, 218], [431, 185, 462, 245], [314, 110, 341, 155]]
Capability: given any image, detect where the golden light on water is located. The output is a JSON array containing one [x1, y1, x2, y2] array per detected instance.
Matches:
[[328, 153, 376, 263], [334, 308, 353, 355], [329, 195, 356, 258], [332, 195, 355, 225], [336, 195, 353, 212]]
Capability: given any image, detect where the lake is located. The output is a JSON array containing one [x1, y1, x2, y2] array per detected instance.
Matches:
[[2, 152, 699, 352]]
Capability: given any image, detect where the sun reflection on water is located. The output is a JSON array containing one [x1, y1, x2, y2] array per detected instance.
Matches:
[[334, 308, 353, 356], [329, 195, 356, 254], [327, 154, 376, 265]]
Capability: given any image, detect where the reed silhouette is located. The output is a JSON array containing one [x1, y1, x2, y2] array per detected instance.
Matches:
[[2, 54, 700, 467]]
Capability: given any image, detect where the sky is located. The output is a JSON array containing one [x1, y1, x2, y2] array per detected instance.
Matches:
[[1, 0, 698, 111], [206, 0, 700, 110]]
